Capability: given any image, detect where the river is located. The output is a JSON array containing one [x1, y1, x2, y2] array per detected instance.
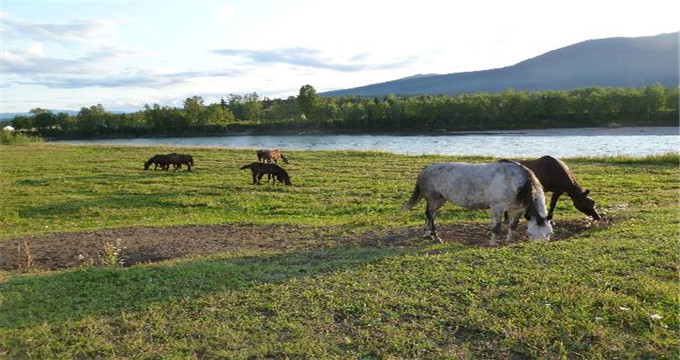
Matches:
[[56, 126, 679, 157]]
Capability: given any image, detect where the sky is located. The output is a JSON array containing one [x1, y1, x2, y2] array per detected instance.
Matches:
[[1, 0, 678, 113]]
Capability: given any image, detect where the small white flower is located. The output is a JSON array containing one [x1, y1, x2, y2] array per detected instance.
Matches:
[[594, 317, 603, 321], [544, 303, 551, 307], [618, 306, 630, 311], [650, 314, 663, 320]]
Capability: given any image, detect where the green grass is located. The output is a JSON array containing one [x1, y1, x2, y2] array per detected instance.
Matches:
[[0, 144, 678, 358]]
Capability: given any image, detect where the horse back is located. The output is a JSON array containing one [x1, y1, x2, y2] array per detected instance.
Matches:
[[419, 162, 527, 209], [516, 156, 579, 193]]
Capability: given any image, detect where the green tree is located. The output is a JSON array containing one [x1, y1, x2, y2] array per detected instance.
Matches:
[[184, 96, 205, 126], [298, 85, 319, 119], [642, 84, 667, 119], [243, 93, 263, 120], [10, 115, 33, 130], [30, 108, 57, 132], [76, 104, 111, 136]]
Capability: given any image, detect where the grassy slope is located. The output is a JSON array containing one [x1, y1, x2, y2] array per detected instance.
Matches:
[[0, 144, 678, 358]]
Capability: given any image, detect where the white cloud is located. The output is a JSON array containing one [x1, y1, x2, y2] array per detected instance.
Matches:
[[2, 12, 119, 47], [26, 42, 45, 57], [217, 4, 236, 21]]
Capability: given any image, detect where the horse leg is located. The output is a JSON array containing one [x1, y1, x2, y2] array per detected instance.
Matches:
[[424, 196, 446, 243], [489, 206, 505, 247], [506, 208, 524, 243], [547, 191, 562, 221]]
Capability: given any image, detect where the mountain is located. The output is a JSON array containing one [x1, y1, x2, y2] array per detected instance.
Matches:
[[322, 32, 679, 97]]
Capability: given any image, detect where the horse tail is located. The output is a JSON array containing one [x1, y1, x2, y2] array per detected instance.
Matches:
[[402, 182, 422, 212], [239, 163, 252, 170]]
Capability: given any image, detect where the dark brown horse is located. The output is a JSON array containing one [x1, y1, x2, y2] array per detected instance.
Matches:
[[516, 156, 600, 220], [166, 153, 194, 171], [143, 153, 194, 171], [257, 149, 289, 164], [143, 154, 168, 170], [240, 162, 292, 186]]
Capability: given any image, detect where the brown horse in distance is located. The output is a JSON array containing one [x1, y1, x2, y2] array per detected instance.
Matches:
[[257, 149, 289, 164], [143, 153, 194, 171], [144, 154, 168, 170], [166, 153, 194, 171], [240, 162, 292, 186], [516, 156, 601, 220]]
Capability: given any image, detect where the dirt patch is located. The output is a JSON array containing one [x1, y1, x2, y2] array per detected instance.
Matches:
[[1, 218, 611, 271]]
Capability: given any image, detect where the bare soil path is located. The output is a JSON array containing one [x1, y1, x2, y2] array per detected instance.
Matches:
[[1, 219, 607, 271]]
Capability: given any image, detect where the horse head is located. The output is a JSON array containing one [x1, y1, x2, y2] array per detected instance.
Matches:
[[279, 173, 292, 186], [572, 189, 601, 220], [527, 215, 553, 240]]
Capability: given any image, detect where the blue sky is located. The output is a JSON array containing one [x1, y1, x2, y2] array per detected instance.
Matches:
[[1, 0, 678, 113]]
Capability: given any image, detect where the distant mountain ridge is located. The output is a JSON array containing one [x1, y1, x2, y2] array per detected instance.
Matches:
[[322, 32, 679, 97]]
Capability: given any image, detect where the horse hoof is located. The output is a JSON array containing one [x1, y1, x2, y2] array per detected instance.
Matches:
[[431, 235, 443, 244]]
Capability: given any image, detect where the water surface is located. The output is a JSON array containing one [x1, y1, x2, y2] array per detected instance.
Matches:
[[57, 127, 679, 157]]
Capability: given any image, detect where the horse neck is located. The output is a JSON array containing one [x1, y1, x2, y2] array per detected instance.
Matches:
[[565, 182, 585, 198], [526, 174, 549, 223], [533, 186, 549, 217]]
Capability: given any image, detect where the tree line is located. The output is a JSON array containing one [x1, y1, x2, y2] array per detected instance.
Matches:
[[8, 84, 678, 138]]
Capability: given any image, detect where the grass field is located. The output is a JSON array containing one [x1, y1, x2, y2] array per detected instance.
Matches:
[[0, 144, 678, 358]]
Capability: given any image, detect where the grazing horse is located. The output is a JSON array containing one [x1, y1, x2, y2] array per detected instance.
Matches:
[[403, 160, 552, 246], [516, 156, 600, 220], [143, 153, 194, 171], [165, 153, 194, 171], [144, 154, 168, 170], [257, 149, 289, 164], [240, 162, 292, 186]]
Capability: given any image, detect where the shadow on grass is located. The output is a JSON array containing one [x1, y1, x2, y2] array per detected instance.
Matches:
[[17, 191, 192, 218], [0, 243, 466, 329]]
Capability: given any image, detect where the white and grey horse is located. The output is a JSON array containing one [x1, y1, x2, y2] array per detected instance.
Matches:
[[403, 160, 553, 246]]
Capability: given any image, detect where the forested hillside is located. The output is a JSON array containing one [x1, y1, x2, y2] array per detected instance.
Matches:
[[8, 85, 678, 139]]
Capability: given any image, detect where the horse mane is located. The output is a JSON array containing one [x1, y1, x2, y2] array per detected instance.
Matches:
[[498, 159, 546, 226]]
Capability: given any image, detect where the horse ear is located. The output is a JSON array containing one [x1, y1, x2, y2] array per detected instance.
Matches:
[[583, 189, 590, 196]]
